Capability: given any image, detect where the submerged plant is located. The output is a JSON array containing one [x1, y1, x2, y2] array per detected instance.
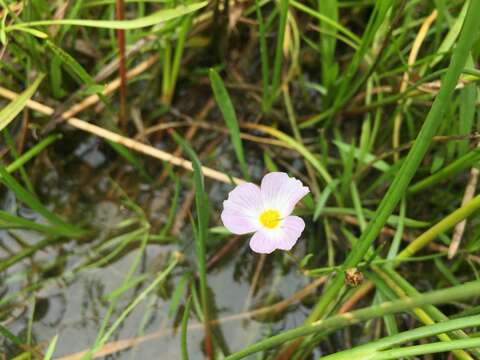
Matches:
[[221, 172, 309, 253]]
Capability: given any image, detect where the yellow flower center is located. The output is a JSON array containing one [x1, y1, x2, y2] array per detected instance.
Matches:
[[259, 209, 281, 229]]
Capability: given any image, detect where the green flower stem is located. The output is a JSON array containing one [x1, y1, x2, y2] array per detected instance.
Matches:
[[224, 281, 480, 360]]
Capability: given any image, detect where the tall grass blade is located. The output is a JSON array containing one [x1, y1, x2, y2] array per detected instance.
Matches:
[[209, 68, 250, 180], [171, 131, 214, 357], [0, 74, 43, 132], [0, 163, 86, 237], [7, 2, 207, 30]]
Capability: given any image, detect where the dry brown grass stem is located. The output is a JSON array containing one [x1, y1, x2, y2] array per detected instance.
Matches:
[[0, 86, 245, 185]]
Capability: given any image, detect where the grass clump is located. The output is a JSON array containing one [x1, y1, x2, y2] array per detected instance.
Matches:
[[0, 0, 480, 359]]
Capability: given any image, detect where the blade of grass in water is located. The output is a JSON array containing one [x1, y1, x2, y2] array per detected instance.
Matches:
[[181, 297, 192, 360], [43, 335, 58, 360], [171, 131, 214, 358], [0, 163, 86, 238], [81, 255, 179, 360], [3, 134, 62, 175]]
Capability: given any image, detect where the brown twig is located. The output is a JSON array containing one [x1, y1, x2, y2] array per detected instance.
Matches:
[[449, 143, 480, 259], [42, 55, 159, 134], [392, 9, 438, 161], [0, 86, 245, 185]]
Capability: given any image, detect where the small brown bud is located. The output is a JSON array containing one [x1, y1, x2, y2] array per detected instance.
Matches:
[[345, 268, 364, 287]]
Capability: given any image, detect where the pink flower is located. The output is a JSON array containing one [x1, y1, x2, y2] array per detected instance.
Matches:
[[221, 172, 310, 254]]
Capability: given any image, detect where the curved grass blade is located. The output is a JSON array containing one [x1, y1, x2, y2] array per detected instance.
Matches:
[[0, 163, 86, 238], [408, 147, 480, 194], [7, 2, 207, 30], [0, 210, 70, 236], [0, 74, 44, 132], [209, 68, 250, 180], [43, 335, 58, 360]]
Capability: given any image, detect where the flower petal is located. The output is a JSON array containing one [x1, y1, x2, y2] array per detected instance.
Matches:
[[260, 172, 309, 216], [275, 216, 305, 250], [249, 231, 276, 254], [249, 216, 305, 253], [221, 183, 263, 234]]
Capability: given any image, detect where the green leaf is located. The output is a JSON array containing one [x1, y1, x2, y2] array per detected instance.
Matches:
[[333, 140, 390, 172], [209, 68, 250, 180], [0, 162, 86, 238], [0, 74, 44, 132], [7, 2, 207, 30], [43, 335, 58, 360]]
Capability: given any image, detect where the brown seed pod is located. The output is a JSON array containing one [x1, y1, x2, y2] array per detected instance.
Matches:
[[345, 268, 364, 287]]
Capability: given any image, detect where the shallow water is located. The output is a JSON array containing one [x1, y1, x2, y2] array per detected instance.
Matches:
[[1, 132, 315, 359]]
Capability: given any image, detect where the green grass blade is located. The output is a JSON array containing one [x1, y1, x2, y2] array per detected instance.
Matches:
[[0, 74, 43, 132], [318, 0, 338, 91], [181, 297, 192, 360], [372, 338, 480, 360], [0, 163, 86, 237], [171, 131, 214, 355], [209, 68, 250, 180], [408, 147, 480, 194], [266, 0, 289, 110], [248, 124, 332, 183], [0, 210, 70, 236], [7, 2, 207, 30], [255, 0, 270, 109], [3, 134, 62, 175], [43, 335, 58, 360]]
